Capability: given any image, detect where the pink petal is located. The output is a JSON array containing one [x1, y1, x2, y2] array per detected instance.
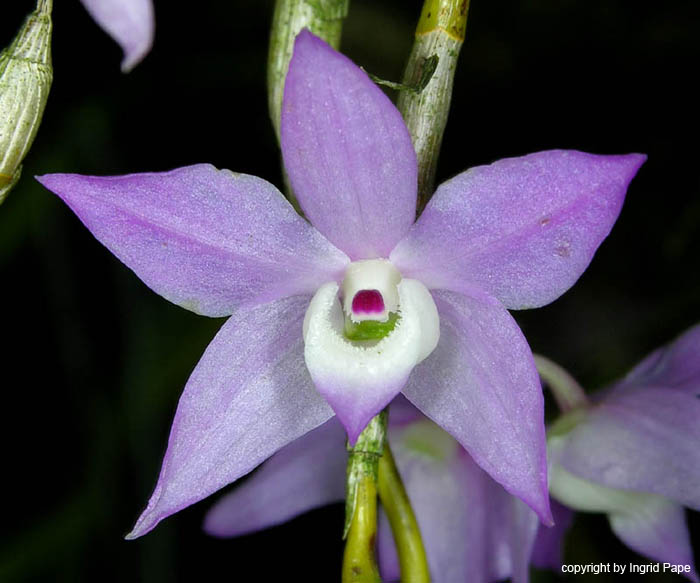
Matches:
[[80, 0, 154, 72], [377, 510, 401, 582], [126, 296, 334, 539], [609, 500, 698, 583], [203, 418, 346, 537], [531, 498, 574, 571], [401, 288, 552, 524], [618, 323, 700, 395], [560, 384, 700, 511], [38, 165, 348, 317], [485, 476, 541, 583], [281, 30, 417, 260], [391, 150, 645, 309]]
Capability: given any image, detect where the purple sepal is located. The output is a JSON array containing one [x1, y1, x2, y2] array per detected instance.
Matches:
[[38, 165, 348, 318], [203, 417, 346, 537], [620, 323, 700, 395], [401, 288, 552, 525], [609, 500, 698, 583], [391, 150, 645, 309], [126, 296, 334, 539], [560, 383, 700, 511], [281, 30, 417, 260]]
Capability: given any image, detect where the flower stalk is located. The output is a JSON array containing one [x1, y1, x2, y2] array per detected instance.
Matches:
[[533, 353, 590, 413], [342, 475, 381, 583], [343, 410, 386, 582], [397, 0, 469, 213], [377, 442, 430, 583], [0, 0, 53, 204]]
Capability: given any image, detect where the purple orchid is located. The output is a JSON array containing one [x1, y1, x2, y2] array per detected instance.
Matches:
[[36, 30, 644, 538], [80, 0, 154, 71], [204, 397, 540, 583], [534, 324, 700, 581]]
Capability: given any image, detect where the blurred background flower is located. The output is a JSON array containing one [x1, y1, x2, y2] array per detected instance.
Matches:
[[1, 0, 697, 581], [538, 324, 700, 582]]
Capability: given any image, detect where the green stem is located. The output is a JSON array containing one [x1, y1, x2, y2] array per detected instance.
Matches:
[[268, 0, 349, 142], [533, 353, 590, 413], [342, 411, 386, 582], [397, 0, 470, 214], [267, 0, 349, 211], [377, 443, 430, 583], [342, 474, 381, 583], [344, 412, 387, 537]]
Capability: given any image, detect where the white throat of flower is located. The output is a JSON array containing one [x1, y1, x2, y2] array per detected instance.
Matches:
[[302, 259, 439, 417]]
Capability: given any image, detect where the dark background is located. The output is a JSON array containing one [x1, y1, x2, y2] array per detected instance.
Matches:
[[1, 0, 698, 581]]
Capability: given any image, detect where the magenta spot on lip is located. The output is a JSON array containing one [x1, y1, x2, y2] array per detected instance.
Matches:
[[352, 289, 385, 314]]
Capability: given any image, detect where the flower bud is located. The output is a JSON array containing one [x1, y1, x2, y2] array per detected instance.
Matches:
[[0, 0, 53, 204]]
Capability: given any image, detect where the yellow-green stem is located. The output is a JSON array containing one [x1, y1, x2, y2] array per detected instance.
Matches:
[[342, 474, 381, 583], [377, 443, 430, 583], [342, 412, 386, 581]]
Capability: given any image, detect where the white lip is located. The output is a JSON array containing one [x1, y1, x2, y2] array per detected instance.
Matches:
[[302, 277, 440, 397]]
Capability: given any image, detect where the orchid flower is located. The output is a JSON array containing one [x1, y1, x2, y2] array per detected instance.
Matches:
[[36, 30, 644, 538], [534, 324, 700, 581], [204, 397, 540, 583], [80, 0, 154, 71]]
